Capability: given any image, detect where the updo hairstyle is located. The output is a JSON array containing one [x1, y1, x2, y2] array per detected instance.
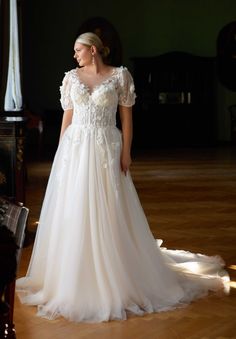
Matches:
[[75, 32, 110, 58]]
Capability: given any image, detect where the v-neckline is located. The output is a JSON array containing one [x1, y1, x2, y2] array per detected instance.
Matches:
[[75, 67, 117, 95]]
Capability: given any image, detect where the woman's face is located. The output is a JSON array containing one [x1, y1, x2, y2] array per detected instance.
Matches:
[[74, 42, 92, 67]]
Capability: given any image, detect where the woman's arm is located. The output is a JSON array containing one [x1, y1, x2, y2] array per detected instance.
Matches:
[[119, 105, 133, 175], [59, 109, 73, 142]]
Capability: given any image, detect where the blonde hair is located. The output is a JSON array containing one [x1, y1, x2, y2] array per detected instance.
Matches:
[[75, 32, 110, 58]]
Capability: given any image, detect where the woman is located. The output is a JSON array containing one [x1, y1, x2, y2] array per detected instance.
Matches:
[[17, 32, 228, 323]]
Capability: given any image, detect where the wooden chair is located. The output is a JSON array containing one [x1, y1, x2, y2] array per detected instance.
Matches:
[[0, 198, 29, 339]]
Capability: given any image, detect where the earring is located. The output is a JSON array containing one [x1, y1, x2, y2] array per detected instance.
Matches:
[[92, 55, 95, 65]]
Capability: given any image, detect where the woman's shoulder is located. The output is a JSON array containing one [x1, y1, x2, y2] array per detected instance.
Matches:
[[115, 66, 134, 84], [66, 68, 77, 74], [62, 68, 77, 79], [60, 69, 78, 86], [115, 66, 133, 78], [115, 65, 129, 73]]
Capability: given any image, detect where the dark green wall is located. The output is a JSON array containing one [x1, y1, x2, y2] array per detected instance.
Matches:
[[23, 0, 236, 141]]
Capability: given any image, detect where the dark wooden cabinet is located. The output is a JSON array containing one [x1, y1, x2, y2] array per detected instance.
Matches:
[[0, 116, 27, 338], [132, 52, 218, 149], [0, 116, 27, 203]]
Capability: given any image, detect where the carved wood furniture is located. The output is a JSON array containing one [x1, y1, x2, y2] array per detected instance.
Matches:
[[132, 52, 217, 148], [0, 198, 29, 339], [0, 116, 27, 203]]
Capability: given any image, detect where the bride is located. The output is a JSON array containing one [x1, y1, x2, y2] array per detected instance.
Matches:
[[16, 32, 228, 323]]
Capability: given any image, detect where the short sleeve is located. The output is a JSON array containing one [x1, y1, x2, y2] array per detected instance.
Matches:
[[59, 71, 73, 111], [118, 67, 136, 107]]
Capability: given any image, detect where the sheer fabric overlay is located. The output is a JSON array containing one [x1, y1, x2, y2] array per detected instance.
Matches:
[[16, 66, 228, 323]]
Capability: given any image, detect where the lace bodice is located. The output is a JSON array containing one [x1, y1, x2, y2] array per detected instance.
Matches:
[[60, 66, 136, 128]]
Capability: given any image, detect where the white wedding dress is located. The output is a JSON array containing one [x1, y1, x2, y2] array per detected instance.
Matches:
[[16, 66, 228, 323]]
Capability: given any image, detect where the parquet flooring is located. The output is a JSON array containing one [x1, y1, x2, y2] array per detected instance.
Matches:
[[15, 146, 236, 339]]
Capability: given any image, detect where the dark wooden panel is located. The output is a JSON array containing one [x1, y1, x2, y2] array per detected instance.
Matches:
[[0, 116, 27, 203], [132, 52, 217, 148]]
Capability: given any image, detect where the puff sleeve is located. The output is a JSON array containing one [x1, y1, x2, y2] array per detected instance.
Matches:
[[59, 71, 73, 111], [118, 67, 136, 107]]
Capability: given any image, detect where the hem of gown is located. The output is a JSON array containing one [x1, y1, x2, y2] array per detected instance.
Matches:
[[16, 288, 226, 324], [17, 294, 188, 323], [16, 239, 229, 324], [16, 269, 229, 323]]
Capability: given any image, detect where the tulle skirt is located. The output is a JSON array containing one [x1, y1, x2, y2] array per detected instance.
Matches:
[[16, 124, 228, 323]]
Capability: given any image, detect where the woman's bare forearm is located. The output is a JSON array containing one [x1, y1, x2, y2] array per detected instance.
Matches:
[[59, 109, 73, 142], [119, 105, 133, 154], [119, 105, 133, 174]]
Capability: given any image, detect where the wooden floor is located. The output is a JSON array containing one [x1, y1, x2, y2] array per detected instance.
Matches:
[[15, 146, 236, 339]]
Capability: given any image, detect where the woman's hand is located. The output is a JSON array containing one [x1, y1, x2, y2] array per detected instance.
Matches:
[[59, 109, 73, 143], [119, 105, 133, 176], [120, 151, 132, 175]]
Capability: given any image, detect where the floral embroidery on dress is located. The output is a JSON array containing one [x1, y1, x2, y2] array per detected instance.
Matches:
[[72, 86, 89, 106], [59, 72, 74, 111], [58, 66, 136, 181], [92, 88, 110, 107]]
